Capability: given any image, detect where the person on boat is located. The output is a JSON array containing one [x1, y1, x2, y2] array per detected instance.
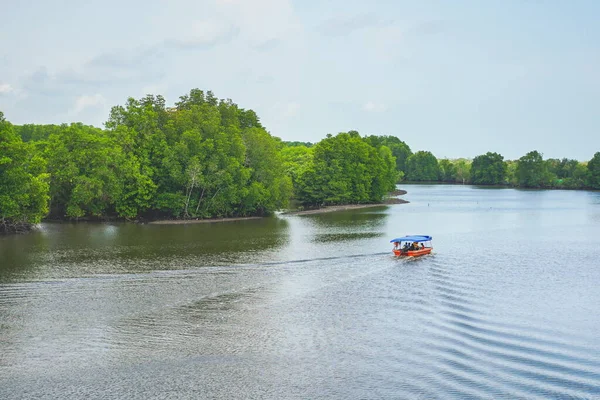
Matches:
[[394, 242, 400, 250], [419, 243, 425, 249], [411, 242, 419, 250]]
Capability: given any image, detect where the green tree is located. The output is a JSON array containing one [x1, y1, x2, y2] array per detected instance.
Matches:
[[281, 145, 313, 187], [405, 151, 439, 181], [283, 141, 313, 148], [566, 163, 590, 189], [363, 135, 412, 177], [44, 123, 122, 218], [587, 152, 600, 189], [240, 128, 292, 215], [14, 124, 62, 142], [505, 160, 518, 186], [470, 152, 507, 185], [296, 132, 397, 206], [106, 96, 167, 217], [438, 159, 457, 182], [515, 150, 552, 188], [454, 159, 471, 184], [0, 112, 50, 233], [546, 158, 588, 188], [106, 89, 292, 219]]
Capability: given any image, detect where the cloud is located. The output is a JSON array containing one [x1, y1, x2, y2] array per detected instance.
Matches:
[[0, 83, 13, 94], [87, 45, 166, 70], [70, 94, 106, 114], [363, 101, 387, 112], [74, 22, 239, 88], [406, 20, 448, 37], [21, 67, 63, 96], [5, 0, 304, 126], [253, 38, 281, 52], [318, 13, 388, 36], [164, 21, 240, 50]]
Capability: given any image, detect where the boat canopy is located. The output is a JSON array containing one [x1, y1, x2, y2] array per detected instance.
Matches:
[[390, 235, 432, 243]]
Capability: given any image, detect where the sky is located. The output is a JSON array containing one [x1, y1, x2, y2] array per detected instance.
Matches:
[[1, 0, 599, 161]]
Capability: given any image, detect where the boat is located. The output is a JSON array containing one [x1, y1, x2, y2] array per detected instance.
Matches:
[[390, 235, 433, 257]]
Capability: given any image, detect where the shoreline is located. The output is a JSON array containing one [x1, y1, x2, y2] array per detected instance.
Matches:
[[39, 190, 410, 226], [148, 195, 409, 224], [282, 198, 408, 216], [148, 216, 263, 225]]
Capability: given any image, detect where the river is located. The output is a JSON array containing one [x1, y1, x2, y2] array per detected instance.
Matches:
[[1, 184, 599, 399]]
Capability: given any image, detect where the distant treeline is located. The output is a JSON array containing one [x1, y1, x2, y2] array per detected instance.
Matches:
[[1, 89, 599, 233], [393, 150, 600, 190]]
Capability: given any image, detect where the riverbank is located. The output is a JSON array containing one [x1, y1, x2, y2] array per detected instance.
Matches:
[[282, 197, 408, 216], [148, 191, 409, 223], [148, 216, 263, 225]]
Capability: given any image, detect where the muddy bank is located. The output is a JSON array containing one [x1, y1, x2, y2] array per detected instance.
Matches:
[[148, 216, 263, 225], [282, 197, 409, 216], [149, 191, 409, 223]]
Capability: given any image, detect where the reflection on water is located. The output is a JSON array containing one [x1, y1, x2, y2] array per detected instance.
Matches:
[[1, 185, 600, 399], [303, 206, 389, 228], [0, 217, 290, 282], [312, 232, 385, 243]]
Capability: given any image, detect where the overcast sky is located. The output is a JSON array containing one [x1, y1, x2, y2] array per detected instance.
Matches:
[[1, 0, 598, 160]]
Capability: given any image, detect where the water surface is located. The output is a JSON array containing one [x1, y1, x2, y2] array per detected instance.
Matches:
[[1, 185, 599, 399]]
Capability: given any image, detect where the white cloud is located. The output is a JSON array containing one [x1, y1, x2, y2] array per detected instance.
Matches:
[[0, 83, 14, 94], [214, 0, 303, 45], [71, 94, 106, 114], [318, 13, 385, 37], [363, 101, 387, 112], [164, 21, 239, 49]]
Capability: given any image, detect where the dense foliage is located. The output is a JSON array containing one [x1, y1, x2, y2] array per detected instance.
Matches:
[[103, 90, 293, 219], [405, 151, 439, 181], [515, 150, 551, 188], [0, 112, 49, 233], [1, 90, 296, 226], [470, 152, 507, 185], [363, 135, 412, 179], [587, 152, 600, 189], [1, 88, 599, 234], [294, 131, 398, 206]]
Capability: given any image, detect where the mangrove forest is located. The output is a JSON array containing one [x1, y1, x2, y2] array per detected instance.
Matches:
[[1, 89, 600, 233]]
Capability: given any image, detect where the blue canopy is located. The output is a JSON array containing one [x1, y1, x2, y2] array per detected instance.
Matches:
[[390, 235, 432, 243]]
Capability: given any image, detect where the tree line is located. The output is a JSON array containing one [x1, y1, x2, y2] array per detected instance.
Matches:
[[1, 89, 599, 233], [401, 150, 600, 190], [0, 90, 399, 233]]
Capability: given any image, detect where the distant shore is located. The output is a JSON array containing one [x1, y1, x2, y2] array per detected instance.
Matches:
[[148, 190, 408, 224]]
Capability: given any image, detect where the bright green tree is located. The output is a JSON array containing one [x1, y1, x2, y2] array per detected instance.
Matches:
[[44, 123, 123, 218], [363, 135, 412, 177], [240, 128, 292, 215], [296, 132, 397, 206], [105, 89, 292, 219], [0, 112, 50, 232]]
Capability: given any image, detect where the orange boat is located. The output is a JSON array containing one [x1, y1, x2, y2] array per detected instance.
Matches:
[[390, 235, 433, 257]]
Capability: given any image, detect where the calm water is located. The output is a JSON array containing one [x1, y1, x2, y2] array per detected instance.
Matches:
[[1, 185, 600, 399]]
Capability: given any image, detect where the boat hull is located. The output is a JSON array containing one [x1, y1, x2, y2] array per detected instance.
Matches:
[[393, 248, 432, 257]]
